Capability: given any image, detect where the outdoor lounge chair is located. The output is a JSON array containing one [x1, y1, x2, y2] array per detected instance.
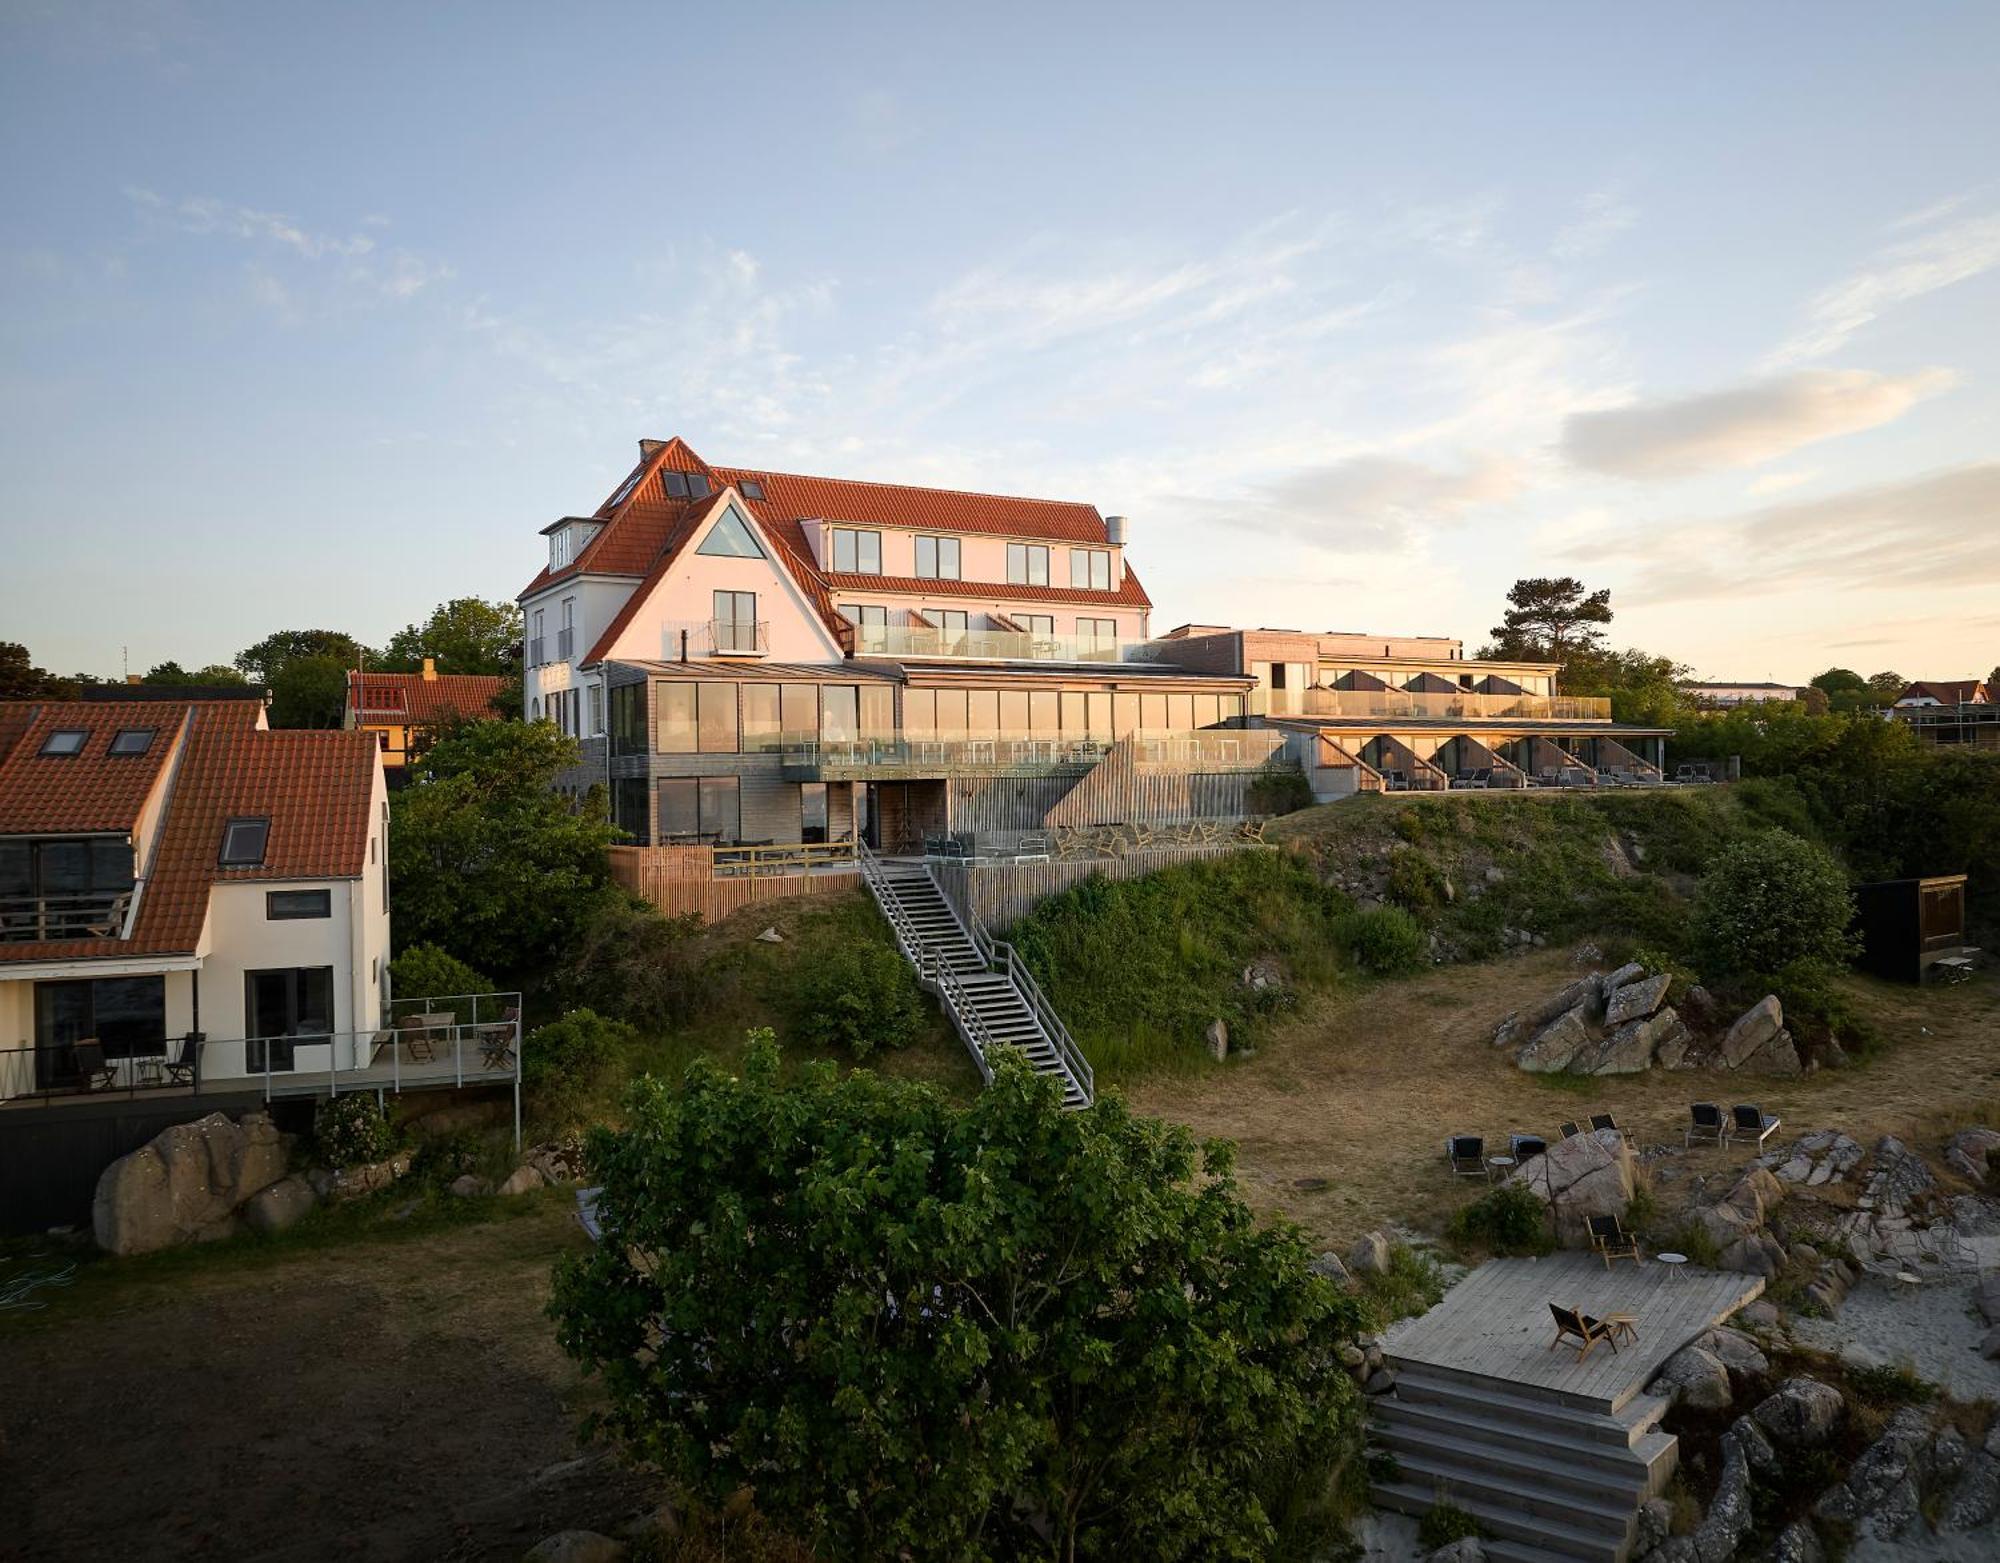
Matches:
[[1446, 1135, 1490, 1178], [478, 1007, 521, 1072], [1686, 1102, 1729, 1147], [1548, 1302, 1620, 1361], [1732, 1105, 1781, 1147], [1590, 1113, 1632, 1145], [70, 1038, 118, 1091], [1587, 1214, 1643, 1268], [1510, 1133, 1549, 1160], [1558, 1121, 1583, 1140], [163, 1033, 202, 1086]]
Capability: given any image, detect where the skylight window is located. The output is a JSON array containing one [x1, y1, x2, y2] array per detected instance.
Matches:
[[605, 469, 644, 508], [696, 508, 766, 559], [738, 479, 766, 500], [110, 728, 156, 757], [686, 473, 712, 499], [661, 470, 690, 499], [219, 816, 270, 868], [40, 729, 87, 757]]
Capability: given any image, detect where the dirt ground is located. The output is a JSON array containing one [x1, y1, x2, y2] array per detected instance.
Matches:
[[1126, 951, 2000, 1249], [0, 1200, 654, 1563]]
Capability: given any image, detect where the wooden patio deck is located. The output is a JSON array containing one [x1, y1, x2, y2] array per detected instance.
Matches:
[[1381, 1251, 1763, 1414]]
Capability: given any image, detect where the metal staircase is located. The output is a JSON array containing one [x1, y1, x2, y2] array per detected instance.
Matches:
[[859, 844, 1093, 1109]]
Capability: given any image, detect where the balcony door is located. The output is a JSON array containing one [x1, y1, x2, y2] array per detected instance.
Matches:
[[33, 976, 165, 1089], [245, 966, 334, 1073]]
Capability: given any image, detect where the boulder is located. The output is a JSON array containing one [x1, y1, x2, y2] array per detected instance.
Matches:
[[1347, 1231, 1391, 1275], [523, 1532, 627, 1563], [1653, 1016, 1696, 1071], [498, 1164, 547, 1197], [1205, 1018, 1229, 1062], [755, 926, 784, 943], [1605, 972, 1672, 1026], [243, 1174, 317, 1236], [1603, 960, 1646, 992], [1701, 1326, 1770, 1378], [1527, 974, 1604, 1027], [1492, 1012, 1528, 1048], [1572, 1008, 1682, 1075], [1633, 1496, 1671, 1557], [1516, 1007, 1594, 1073], [450, 1173, 493, 1198], [1857, 1137, 1937, 1224], [1943, 1451, 2000, 1531], [1308, 1251, 1351, 1284], [1767, 1519, 1825, 1563], [1751, 1378, 1844, 1448], [1744, 1028, 1803, 1075], [1739, 1300, 1780, 1330], [1947, 1127, 2000, 1183], [1814, 1405, 1936, 1542], [1765, 1130, 1865, 1187], [1689, 1424, 1756, 1559], [1507, 1130, 1634, 1246], [1720, 995, 1784, 1067], [92, 1111, 290, 1256], [1424, 1541, 1484, 1563], [1651, 1343, 1732, 1410]]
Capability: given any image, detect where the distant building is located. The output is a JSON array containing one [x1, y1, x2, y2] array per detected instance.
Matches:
[[344, 659, 505, 775], [1888, 680, 1999, 749], [1680, 681, 1807, 707], [1890, 679, 1992, 709]]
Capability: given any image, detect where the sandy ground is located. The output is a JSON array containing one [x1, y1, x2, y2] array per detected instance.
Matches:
[[1125, 952, 2000, 1250], [0, 1201, 653, 1563], [1789, 1272, 2000, 1403]]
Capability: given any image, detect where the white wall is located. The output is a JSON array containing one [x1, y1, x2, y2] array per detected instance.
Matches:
[[197, 878, 366, 1080]]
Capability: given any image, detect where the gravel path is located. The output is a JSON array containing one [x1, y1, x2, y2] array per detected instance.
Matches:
[[1790, 1272, 2000, 1402]]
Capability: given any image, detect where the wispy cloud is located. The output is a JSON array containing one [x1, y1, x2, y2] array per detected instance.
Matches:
[[1768, 206, 2000, 365], [1746, 469, 1815, 497], [1561, 367, 1952, 479], [1244, 452, 1523, 551], [1551, 188, 1638, 261]]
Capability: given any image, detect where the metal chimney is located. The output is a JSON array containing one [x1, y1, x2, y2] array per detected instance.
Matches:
[[1104, 514, 1128, 545]]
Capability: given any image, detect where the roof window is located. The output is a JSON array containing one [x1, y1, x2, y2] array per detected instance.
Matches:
[[110, 728, 157, 756], [605, 468, 645, 508], [40, 729, 87, 757], [738, 479, 766, 500], [661, 470, 689, 499], [685, 473, 712, 498], [219, 816, 270, 867]]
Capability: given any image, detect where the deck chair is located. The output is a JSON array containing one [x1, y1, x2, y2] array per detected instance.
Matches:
[[1589, 1112, 1632, 1144], [1558, 1121, 1583, 1140], [1586, 1214, 1643, 1268], [1548, 1303, 1619, 1361], [70, 1038, 118, 1091], [164, 1033, 203, 1086], [1446, 1135, 1490, 1178], [397, 1013, 444, 1063], [1731, 1105, 1781, 1147], [1686, 1103, 1729, 1147], [1510, 1133, 1549, 1160]]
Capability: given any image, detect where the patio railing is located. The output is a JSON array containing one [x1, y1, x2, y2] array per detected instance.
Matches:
[[0, 891, 133, 943]]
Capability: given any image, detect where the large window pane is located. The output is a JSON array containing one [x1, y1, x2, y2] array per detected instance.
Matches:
[[998, 690, 1029, 738], [859, 685, 895, 739], [1168, 694, 1195, 730], [1029, 690, 1059, 733], [697, 683, 739, 753], [832, 529, 856, 571], [699, 777, 740, 842], [742, 685, 781, 751], [934, 689, 967, 740], [1141, 694, 1168, 731], [1112, 693, 1140, 737], [940, 537, 960, 578], [1086, 692, 1112, 738], [659, 779, 700, 838], [966, 689, 1000, 738], [39, 842, 89, 895], [857, 531, 881, 574], [903, 689, 935, 738], [780, 684, 818, 746], [915, 535, 937, 578], [1059, 691, 1086, 733], [821, 686, 858, 743], [656, 683, 697, 754], [800, 783, 829, 844]]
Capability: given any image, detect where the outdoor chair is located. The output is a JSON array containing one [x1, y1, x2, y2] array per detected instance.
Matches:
[[70, 1038, 118, 1091], [398, 1013, 455, 1063], [477, 1007, 521, 1072], [1686, 1102, 1729, 1147], [1731, 1105, 1781, 1147], [1590, 1113, 1632, 1145], [164, 1033, 203, 1086], [1510, 1133, 1549, 1160], [1587, 1214, 1643, 1269], [1548, 1303, 1620, 1362], [1014, 833, 1052, 863], [1446, 1135, 1490, 1179], [1558, 1121, 1583, 1140]]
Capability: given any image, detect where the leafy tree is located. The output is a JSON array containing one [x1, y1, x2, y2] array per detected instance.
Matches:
[[141, 660, 250, 687], [522, 1008, 635, 1129], [1560, 647, 1689, 726], [387, 943, 494, 1016], [1810, 668, 1867, 695], [1484, 577, 1612, 663], [381, 597, 522, 676], [388, 718, 618, 976], [1802, 685, 1830, 716], [1691, 831, 1856, 988], [551, 1040, 1364, 1563], [546, 892, 704, 1032], [269, 654, 349, 728], [0, 641, 73, 699], [786, 939, 926, 1056], [1986, 665, 2000, 698], [234, 628, 374, 683], [1865, 670, 1907, 704]]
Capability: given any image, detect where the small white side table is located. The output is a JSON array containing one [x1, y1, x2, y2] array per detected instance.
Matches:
[[1657, 1251, 1689, 1280]]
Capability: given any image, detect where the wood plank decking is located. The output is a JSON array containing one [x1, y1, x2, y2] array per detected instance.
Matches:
[[1381, 1250, 1763, 1412]]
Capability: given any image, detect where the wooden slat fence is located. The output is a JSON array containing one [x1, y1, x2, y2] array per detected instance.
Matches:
[[932, 843, 1260, 932], [609, 845, 861, 924]]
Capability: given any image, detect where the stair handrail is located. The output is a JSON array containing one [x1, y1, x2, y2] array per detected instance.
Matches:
[[932, 952, 997, 1085], [857, 840, 934, 984], [860, 841, 998, 1083], [965, 903, 1094, 1106]]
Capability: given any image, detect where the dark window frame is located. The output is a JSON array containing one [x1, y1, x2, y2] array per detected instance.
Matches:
[[266, 889, 332, 921], [219, 816, 271, 867], [40, 729, 88, 757], [738, 478, 766, 500], [109, 728, 157, 757]]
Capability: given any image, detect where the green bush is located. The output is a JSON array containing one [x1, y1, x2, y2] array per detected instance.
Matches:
[[1336, 905, 1427, 975], [522, 1008, 636, 1129], [548, 892, 706, 1031], [1448, 1182, 1553, 1256], [1247, 768, 1314, 817], [314, 1093, 398, 1167], [787, 940, 926, 1058], [388, 943, 494, 1023], [1386, 846, 1447, 910], [1691, 831, 1856, 988], [1417, 1500, 1482, 1549]]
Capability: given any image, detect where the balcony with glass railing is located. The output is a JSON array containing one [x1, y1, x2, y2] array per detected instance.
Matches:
[[1249, 687, 1612, 723], [782, 727, 1287, 780], [846, 622, 1143, 665], [659, 620, 771, 658]]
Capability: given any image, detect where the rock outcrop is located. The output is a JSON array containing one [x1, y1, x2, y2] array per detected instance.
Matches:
[[1751, 1377, 1844, 1448], [1763, 1130, 1865, 1187], [1946, 1127, 2000, 1183], [1506, 1129, 1633, 1246], [243, 1174, 318, 1236], [1604, 971, 1671, 1026], [92, 1111, 290, 1256]]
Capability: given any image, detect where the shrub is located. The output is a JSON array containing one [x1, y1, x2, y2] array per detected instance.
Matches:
[[1385, 846, 1447, 910], [1417, 1499, 1482, 1549], [314, 1093, 397, 1167], [1247, 768, 1314, 817], [1357, 1243, 1447, 1327], [548, 892, 706, 1031], [786, 939, 925, 1058], [1691, 831, 1856, 987], [1448, 1183, 1553, 1256], [522, 1008, 635, 1129], [388, 943, 494, 1023], [1336, 905, 1427, 976]]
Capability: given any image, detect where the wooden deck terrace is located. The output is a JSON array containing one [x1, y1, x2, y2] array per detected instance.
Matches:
[[1381, 1252, 1764, 1414]]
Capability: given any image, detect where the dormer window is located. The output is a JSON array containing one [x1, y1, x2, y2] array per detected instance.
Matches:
[[110, 728, 156, 757], [40, 729, 87, 757], [219, 816, 270, 868], [551, 528, 574, 569]]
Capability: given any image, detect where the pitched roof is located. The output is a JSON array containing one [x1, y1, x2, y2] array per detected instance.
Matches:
[[521, 437, 1150, 637], [0, 701, 190, 835], [347, 670, 506, 724], [0, 702, 379, 963], [1897, 680, 1991, 706]]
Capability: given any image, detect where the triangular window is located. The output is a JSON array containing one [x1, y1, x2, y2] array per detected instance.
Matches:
[[696, 507, 766, 559]]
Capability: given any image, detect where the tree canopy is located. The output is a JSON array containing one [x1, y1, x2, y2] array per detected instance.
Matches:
[[142, 660, 250, 687], [268, 654, 350, 728], [1484, 576, 1612, 663], [233, 628, 376, 684], [387, 717, 617, 976], [550, 1041, 1364, 1563], [380, 596, 521, 676], [0, 642, 71, 699]]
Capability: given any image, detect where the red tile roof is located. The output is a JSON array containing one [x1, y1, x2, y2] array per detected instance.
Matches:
[[0, 701, 190, 835], [0, 701, 380, 964], [523, 438, 1151, 648], [347, 670, 507, 724], [1898, 680, 1992, 706]]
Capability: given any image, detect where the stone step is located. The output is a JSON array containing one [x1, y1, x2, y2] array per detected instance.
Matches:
[[1380, 1446, 1640, 1538], [1387, 1367, 1662, 1448], [1370, 1479, 1624, 1562], [1375, 1400, 1672, 1484]]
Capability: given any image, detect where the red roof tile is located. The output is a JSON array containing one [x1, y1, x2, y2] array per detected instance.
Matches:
[[0, 701, 190, 835], [347, 671, 507, 724], [1898, 680, 1992, 706]]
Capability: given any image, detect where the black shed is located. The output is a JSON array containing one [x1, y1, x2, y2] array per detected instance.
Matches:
[[1853, 875, 1970, 983]]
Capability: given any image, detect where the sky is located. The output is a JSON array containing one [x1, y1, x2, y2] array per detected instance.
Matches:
[[3, 2, 1999, 684]]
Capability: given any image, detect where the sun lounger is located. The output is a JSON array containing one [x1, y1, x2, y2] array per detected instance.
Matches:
[[1731, 1104, 1780, 1146], [1446, 1135, 1490, 1178], [1510, 1133, 1549, 1160], [1686, 1102, 1728, 1147], [1586, 1214, 1643, 1268], [1558, 1121, 1583, 1140], [1588, 1112, 1630, 1142], [69, 1038, 118, 1091], [1548, 1302, 1620, 1361]]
